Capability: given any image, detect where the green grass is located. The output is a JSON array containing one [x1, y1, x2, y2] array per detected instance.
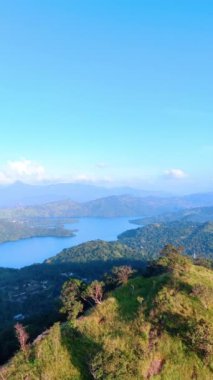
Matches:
[[2, 255, 213, 379]]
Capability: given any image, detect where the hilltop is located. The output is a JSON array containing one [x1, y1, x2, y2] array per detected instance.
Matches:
[[45, 240, 143, 265], [2, 248, 213, 379]]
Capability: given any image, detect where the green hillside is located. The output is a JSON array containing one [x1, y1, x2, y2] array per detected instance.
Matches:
[[2, 250, 213, 379], [46, 222, 213, 269], [119, 221, 213, 259], [46, 240, 142, 264]]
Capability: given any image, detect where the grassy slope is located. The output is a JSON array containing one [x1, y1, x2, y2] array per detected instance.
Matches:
[[2, 256, 213, 379]]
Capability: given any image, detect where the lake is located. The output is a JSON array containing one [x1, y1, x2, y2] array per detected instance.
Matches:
[[0, 217, 139, 268]]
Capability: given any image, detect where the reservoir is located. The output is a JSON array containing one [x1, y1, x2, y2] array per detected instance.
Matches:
[[0, 217, 139, 268]]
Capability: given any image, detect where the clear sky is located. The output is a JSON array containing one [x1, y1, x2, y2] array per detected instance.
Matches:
[[0, 1, 212, 193]]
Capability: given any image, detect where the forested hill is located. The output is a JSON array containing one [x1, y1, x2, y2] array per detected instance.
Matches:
[[47, 221, 213, 265], [119, 221, 213, 259], [45, 240, 143, 265], [2, 249, 213, 379]]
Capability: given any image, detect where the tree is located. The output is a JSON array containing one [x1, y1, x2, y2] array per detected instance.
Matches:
[[60, 279, 86, 321], [159, 244, 184, 257], [14, 323, 29, 357], [83, 281, 104, 305], [111, 266, 135, 285], [187, 318, 213, 358], [158, 245, 190, 275]]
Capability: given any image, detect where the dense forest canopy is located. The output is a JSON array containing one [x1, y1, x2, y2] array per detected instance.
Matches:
[[119, 221, 213, 259]]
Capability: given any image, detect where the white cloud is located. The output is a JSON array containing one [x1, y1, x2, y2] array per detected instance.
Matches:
[[8, 160, 45, 178], [0, 159, 46, 184], [164, 168, 188, 180], [68, 173, 113, 184]]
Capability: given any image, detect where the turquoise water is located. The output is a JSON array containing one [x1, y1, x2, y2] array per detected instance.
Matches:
[[0, 217, 139, 268]]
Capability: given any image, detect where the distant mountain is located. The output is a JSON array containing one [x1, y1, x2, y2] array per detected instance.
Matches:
[[0, 182, 212, 219], [0, 181, 212, 209], [182, 192, 213, 207], [166, 192, 213, 209], [1, 193, 213, 219], [132, 206, 213, 226], [0, 195, 188, 219], [0, 181, 170, 207], [82, 195, 182, 217]]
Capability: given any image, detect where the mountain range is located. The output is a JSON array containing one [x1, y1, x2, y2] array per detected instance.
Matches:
[[0, 182, 213, 214], [0, 187, 213, 219], [0, 181, 170, 207]]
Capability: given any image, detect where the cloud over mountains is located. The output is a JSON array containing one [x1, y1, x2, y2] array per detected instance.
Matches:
[[0, 159, 46, 184], [164, 168, 188, 180]]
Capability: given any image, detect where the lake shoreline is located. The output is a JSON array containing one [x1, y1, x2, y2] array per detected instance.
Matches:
[[0, 217, 141, 269], [0, 230, 77, 245]]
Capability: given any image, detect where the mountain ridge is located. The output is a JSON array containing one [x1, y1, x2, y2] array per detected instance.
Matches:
[[1, 192, 213, 219], [0, 181, 171, 207]]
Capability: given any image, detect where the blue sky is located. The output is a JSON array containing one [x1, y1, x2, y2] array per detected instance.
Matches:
[[0, 1, 212, 193]]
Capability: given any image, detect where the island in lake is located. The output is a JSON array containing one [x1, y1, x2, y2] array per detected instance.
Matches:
[[0, 217, 77, 243]]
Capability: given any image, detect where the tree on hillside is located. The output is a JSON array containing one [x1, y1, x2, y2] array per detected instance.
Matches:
[[83, 281, 104, 305], [185, 318, 213, 359], [160, 244, 184, 257], [111, 265, 135, 285], [157, 244, 191, 276], [60, 279, 86, 321], [15, 323, 29, 357]]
